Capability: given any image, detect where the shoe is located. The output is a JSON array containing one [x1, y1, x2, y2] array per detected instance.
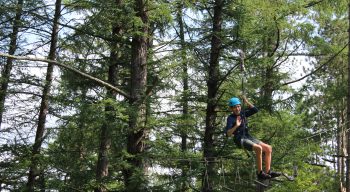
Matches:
[[267, 170, 281, 178], [257, 171, 271, 180]]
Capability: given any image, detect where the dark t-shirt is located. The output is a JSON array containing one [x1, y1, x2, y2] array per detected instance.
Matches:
[[224, 106, 258, 136]]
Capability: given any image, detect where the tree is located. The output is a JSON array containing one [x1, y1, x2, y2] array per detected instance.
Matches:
[[297, 1, 348, 191], [0, 0, 23, 128], [26, 0, 62, 190], [94, 0, 123, 191], [123, 0, 149, 190], [202, 0, 223, 191], [347, 2, 350, 191], [0, 0, 347, 191]]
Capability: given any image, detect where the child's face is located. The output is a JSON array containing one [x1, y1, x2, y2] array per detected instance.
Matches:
[[230, 105, 241, 115]]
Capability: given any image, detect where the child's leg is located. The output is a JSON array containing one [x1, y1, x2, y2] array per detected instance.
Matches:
[[241, 136, 264, 172], [252, 144, 263, 172], [242, 139, 271, 179], [259, 142, 272, 172]]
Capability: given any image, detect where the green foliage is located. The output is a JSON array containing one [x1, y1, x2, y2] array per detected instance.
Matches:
[[270, 164, 337, 192], [0, 0, 346, 191]]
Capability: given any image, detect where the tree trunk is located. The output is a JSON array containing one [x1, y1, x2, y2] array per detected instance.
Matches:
[[338, 109, 346, 192], [338, 73, 346, 192], [0, 0, 23, 128], [94, 1, 122, 192], [176, 2, 190, 191], [261, 67, 274, 112], [123, 0, 149, 190], [26, 0, 61, 190], [346, 3, 350, 192], [202, 0, 222, 191], [261, 32, 278, 112], [260, 23, 279, 112]]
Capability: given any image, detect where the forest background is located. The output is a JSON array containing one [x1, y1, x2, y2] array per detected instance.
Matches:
[[0, 0, 349, 191]]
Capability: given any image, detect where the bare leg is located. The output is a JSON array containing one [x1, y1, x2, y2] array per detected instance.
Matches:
[[259, 142, 272, 172], [252, 144, 263, 172]]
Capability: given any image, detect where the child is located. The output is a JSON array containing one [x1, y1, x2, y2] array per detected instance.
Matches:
[[225, 96, 280, 180]]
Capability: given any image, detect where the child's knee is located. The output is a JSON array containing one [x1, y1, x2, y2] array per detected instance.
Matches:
[[265, 145, 272, 153], [253, 145, 262, 154]]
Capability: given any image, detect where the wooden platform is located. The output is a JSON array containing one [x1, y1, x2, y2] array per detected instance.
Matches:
[[255, 179, 270, 192]]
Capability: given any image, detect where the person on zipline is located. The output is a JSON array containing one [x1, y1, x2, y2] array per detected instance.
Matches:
[[225, 96, 281, 180]]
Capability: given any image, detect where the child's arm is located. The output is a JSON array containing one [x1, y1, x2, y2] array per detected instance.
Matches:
[[242, 96, 254, 108], [226, 116, 241, 137]]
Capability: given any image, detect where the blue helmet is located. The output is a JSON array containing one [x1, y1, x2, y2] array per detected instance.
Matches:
[[228, 97, 241, 107]]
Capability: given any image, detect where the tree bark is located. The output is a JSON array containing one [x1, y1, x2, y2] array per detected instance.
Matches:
[[261, 67, 274, 112], [261, 25, 279, 112], [94, 1, 122, 191], [176, 2, 190, 191], [346, 2, 350, 192], [123, 0, 149, 190], [0, 0, 23, 128], [202, 0, 222, 191], [338, 104, 346, 192], [26, 0, 61, 190]]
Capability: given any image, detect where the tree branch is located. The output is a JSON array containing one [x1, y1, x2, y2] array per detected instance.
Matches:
[[304, 0, 324, 8], [0, 53, 130, 99], [281, 43, 348, 86]]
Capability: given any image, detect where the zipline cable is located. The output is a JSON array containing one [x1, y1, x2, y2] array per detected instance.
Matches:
[[215, 49, 247, 157], [238, 50, 251, 158]]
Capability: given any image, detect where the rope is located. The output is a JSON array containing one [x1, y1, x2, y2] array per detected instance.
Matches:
[[239, 50, 252, 159], [216, 50, 246, 157], [220, 158, 226, 186], [203, 158, 210, 189], [219, 158, 236, 191]]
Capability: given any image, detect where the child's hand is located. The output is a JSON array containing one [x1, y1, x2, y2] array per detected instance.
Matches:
[[236, 116, 242, 126], [241, 95, 248, 104], [240, 95, 253, 108]]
